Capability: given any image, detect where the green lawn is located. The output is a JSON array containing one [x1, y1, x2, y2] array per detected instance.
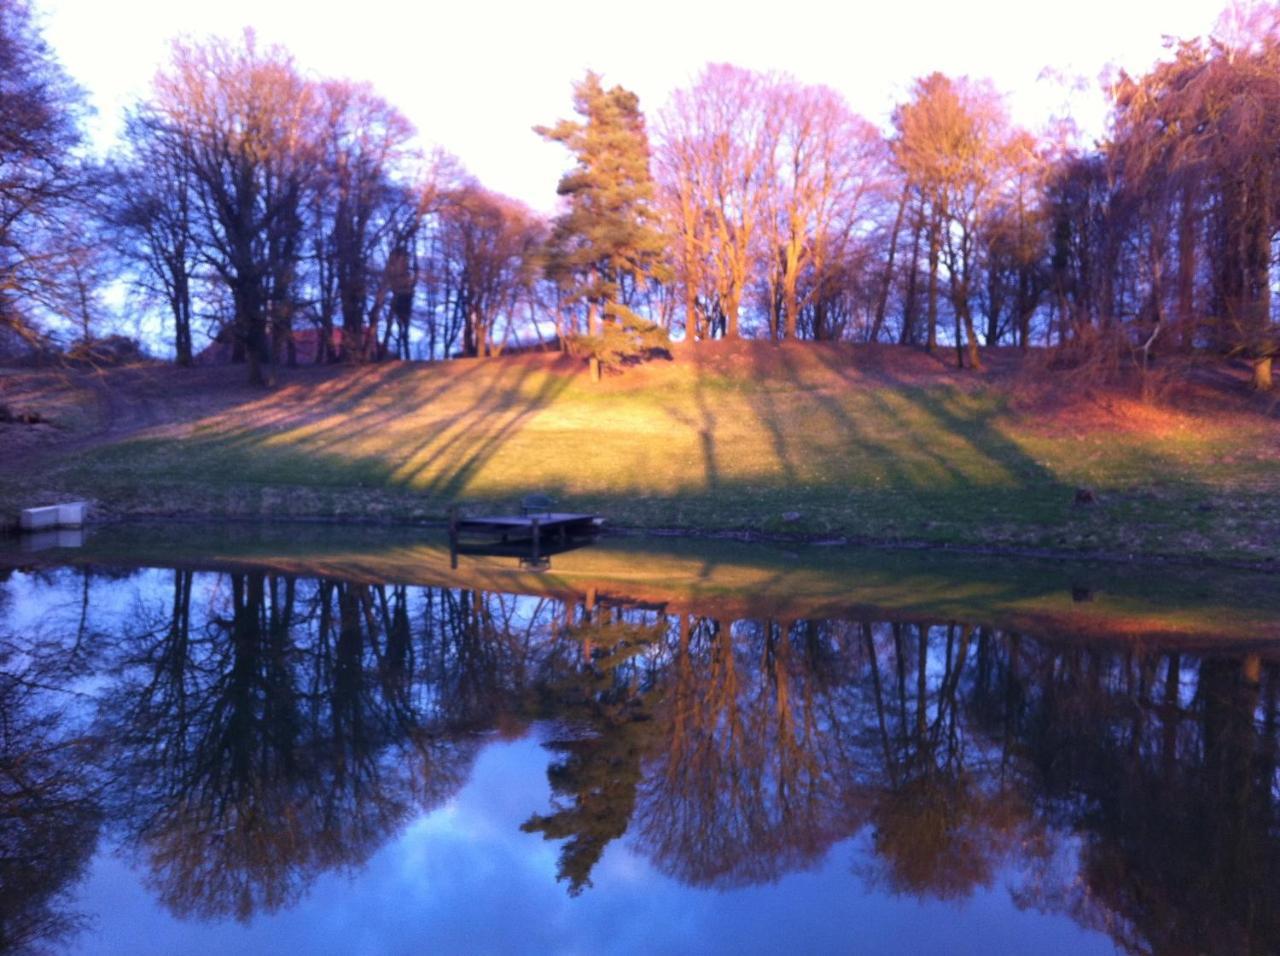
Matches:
[[5, 343, 1278, 564]]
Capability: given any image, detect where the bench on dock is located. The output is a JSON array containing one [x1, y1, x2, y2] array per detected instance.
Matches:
[[521, 493, 556, 516]]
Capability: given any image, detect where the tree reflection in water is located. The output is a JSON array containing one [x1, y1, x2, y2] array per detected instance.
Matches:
[[521, 605, 664, 895], [1, 563, 1279, 953], [635, 614, 864, 888], [0, 585, 102, 955], [98, 572, 488, 922]]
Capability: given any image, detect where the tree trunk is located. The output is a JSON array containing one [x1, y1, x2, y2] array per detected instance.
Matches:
[[461, 290, 476, 357], [684, 269, 700, 342], [984, 270, 1001, 346], [926, 210, 940, 353], [237, 284, 270, 386], [873, 183, 909, 344], [174, 271, 193, 367], [963, 310, 983, 371], [1016, 270, 1031, 350], [246, 344, 265, 386], [1253, 355, 1273, 391], [899, 212, 923, 345], [783, 242, 800, 341], [1177, 187, 1196, 350], [680, 185, 701, 342]]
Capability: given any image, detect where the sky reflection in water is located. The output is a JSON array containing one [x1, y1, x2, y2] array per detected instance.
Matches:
[[1, 552, 1274, 955]]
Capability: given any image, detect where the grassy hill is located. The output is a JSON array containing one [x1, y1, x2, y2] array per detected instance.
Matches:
[[2, 341, 1277, 565]]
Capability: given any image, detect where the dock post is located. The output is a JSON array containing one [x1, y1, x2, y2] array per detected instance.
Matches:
[[448, 506, 459, 570], [531, 517, 541, 563]]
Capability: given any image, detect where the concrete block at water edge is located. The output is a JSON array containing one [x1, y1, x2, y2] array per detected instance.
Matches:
[[56, 501, 87, 526], [20, 505, 60, 530]]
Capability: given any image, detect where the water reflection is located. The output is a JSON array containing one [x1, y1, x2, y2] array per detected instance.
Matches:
[[1, 563, 1279, 954], [0, 610, 101, 954], [99, 573, 482, 923]]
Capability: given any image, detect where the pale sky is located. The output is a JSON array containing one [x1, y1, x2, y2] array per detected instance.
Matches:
[[42, 0, 1227, 213]]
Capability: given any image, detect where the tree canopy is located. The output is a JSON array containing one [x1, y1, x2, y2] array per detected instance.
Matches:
[[4, 2, 1280, 392]]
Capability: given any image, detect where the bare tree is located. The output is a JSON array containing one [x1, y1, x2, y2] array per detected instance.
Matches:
[[429, 183, 545, 357], [0, 0, 99, 350], [147, 31, 316, 385], [893, 73, 1014, 369], [977, 130, 1048, 350], [107, 111, 200, 365], [657, 65, 781, 340], [765, 81, 887, 341], [307, 80, 417, 363]]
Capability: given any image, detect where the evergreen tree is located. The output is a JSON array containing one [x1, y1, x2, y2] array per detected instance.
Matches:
[[537, 72, 670, 373]]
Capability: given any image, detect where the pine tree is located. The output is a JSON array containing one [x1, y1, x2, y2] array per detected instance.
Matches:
[[537, 72, 670, 374]]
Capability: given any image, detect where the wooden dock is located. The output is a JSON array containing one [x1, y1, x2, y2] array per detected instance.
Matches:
[[448, 508, 603, 569]]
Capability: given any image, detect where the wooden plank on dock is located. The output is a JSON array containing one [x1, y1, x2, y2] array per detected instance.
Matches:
[[455, 513, 602, 538], [457, 512, 598, 528]]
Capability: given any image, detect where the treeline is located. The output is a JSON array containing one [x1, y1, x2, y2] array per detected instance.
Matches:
[[2, 0, 1278, 388], [105, 34, 548, 384]]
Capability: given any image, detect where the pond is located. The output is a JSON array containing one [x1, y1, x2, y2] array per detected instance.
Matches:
[[2, 525, 1279, 955]]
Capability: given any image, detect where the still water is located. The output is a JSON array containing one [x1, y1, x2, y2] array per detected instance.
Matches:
[[2, 529, 1278, 955]]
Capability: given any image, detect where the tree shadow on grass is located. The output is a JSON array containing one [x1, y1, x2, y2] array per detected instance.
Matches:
[[64, 345, 1264, 559], [178, 361, 487, 457], [392, 360, 575, 500], [90, 358, 577, 500], [728, 343, 1066, 504]]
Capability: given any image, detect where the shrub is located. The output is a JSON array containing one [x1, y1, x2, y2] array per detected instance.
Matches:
[[65, 335, 150, 367]]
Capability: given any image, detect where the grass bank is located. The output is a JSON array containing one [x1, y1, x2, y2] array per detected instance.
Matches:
[[2, 341, 1277, 566]]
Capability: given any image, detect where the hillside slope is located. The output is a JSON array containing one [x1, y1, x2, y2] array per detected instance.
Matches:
[[3, 342, 1278, 564]]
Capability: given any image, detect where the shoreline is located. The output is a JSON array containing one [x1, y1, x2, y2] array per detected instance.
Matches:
[[5, 510, 1277, 575], [6, 512, 1280, 648]]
